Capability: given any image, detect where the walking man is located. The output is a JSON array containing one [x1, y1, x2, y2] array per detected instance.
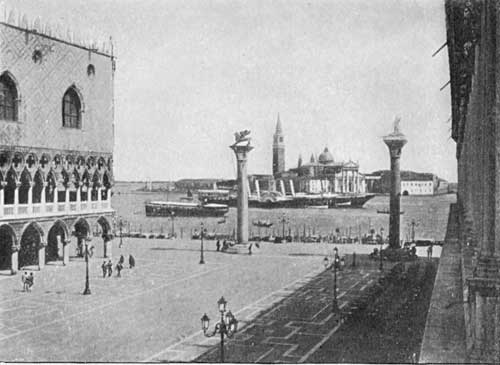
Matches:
[[102, 260, 107, 278], [427, 244, 433, 260], [107, 260, 113, 277], [21, 271, 27, 292], [116, 262, 123, 277]]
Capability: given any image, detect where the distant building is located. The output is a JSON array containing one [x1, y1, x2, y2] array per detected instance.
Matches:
[[0, 17, 115, 274], [365, 170, 445, 195], [268, 117, 366, 195]]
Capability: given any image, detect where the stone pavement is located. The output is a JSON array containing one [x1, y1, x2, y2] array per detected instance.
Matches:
[[193, 257, 391, 363]]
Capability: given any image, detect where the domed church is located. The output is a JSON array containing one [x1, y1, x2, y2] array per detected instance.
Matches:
[[271, 116, 366, 195]]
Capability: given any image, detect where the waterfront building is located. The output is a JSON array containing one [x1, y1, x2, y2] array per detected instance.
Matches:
[[365, 170, 445, 195], [0, 14, 115, 274]]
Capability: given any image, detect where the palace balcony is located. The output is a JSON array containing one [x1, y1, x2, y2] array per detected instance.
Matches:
[[0, 187, 113, 221]]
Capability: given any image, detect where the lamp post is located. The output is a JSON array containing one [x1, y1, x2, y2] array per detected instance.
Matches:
[[201, 296, 238, 363], [118, 218, 123, 248], [83, 237, 92, 295], [323, 247, 340, 312], [379, 228, 384, 271], [200, 222, 206, 264]]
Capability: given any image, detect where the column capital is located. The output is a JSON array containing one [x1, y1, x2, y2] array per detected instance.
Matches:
[[63, 239, 72, 246]]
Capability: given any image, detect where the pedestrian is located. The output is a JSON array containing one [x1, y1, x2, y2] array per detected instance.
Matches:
[[21, 271, 27, 292], [107, 260, 113, 277], [129, 254, 135, 269], [216, 240, 220, 252], [26, 272, 34, 292], [427, 244, 433, 259], [119, 255, 125, 265], [116, 262, 123, 277], [102, 260, 107, 278], [248, 243, 252, 255]]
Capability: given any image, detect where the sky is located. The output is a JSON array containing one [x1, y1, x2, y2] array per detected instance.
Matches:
[[3, 0, 455, 182]]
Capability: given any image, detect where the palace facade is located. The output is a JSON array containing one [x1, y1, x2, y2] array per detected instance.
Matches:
[[0, 14, 115, 274]]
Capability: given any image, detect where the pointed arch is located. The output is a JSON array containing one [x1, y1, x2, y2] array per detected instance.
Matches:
[[4, 167, 18, 204], [0, 71, 19, 121], [0, 224, 17, 271], [62, 85, 83, 129], [19, 167, 32, 204], [33, 168, 45, 204]]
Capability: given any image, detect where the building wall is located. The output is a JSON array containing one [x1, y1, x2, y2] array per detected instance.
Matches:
[[0, 23, 114, 154], [401, 180, 434, 195]]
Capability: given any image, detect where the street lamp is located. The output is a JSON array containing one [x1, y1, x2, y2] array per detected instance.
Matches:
[[200, 222, 206, 264], [323, 247, 341, 312], [379, 227, 384, 271], [83, 237, 92, 295], [118, 218, 124, 248], [201, 296, 238, 363]]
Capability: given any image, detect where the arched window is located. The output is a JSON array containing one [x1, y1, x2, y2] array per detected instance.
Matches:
[[62, 87, 81, 129], [0, 73, 18, 121]]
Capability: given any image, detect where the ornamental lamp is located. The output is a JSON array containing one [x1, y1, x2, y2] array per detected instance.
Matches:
[[201, 313, 210, 332], [218, 296, 227, 313], [323, 256, 329, 269]]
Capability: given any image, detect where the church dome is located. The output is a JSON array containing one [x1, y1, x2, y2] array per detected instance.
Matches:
[[318, 147, 334, 164]]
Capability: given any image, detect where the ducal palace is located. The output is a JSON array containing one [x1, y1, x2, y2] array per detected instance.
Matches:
[[0, 13, 115, 275]]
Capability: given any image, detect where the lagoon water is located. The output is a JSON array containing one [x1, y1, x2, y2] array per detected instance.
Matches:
[[111, 182, 456, 242]]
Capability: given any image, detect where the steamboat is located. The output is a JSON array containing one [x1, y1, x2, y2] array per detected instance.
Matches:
[[145, 200, 228, 217]]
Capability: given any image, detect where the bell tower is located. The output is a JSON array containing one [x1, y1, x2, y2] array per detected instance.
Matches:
[[272, 114, 285, 176]]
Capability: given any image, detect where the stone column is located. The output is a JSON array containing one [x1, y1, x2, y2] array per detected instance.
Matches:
[[65, 187, 70, 211], [27, 182, 33, 214], [383, 118, 407, 249], [103, 235, 112, 258], [0, 182, 4, 218], [255, 179, 260, 199], [40, 182, 47, 213], [11, 247, 18, 274], [53, 187, 58, 203], [13, 182, 19, 215], [38, 242, 46, 270], [62, 239, 70, 266], [230, 136, 253, 245], [76, 185, 81, 210]]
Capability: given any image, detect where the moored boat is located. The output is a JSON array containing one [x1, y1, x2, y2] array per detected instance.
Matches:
[[145, 201, 228, 217]]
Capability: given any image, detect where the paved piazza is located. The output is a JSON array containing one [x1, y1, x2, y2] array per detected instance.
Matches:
[[0, 238, 437, 362]]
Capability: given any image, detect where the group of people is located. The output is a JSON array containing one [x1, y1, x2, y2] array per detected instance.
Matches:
[[21, 272, 34, 292], [215, 240, 257, 255], [102, 254, 136, 278]]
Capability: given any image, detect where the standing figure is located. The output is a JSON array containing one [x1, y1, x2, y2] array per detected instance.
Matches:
[[129, 254, 135, 269], [116, 262, 123, 277], [107, 260, 113, 277], [248, 243, 252, 255], [21, 272, 27, 292], [216, 240, 220, 252], [427, 244, 433, 259], [119, 255, 125, 265], [102, 260, 108, 278], [26, 272, 34, 292]]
